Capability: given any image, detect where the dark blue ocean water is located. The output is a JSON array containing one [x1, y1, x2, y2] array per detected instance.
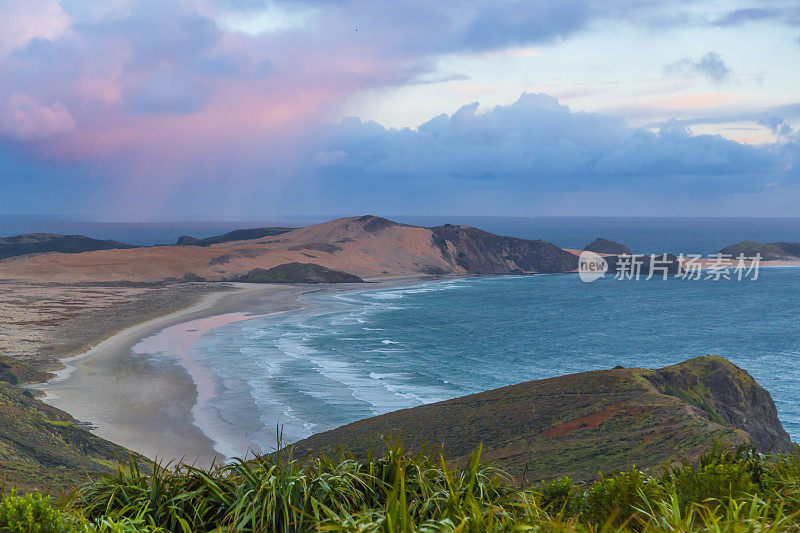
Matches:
[[187, 268, 800, 453]]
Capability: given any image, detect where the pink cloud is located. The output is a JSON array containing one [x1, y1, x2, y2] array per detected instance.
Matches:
[[0, 0, 596, 175], [0, 0, 422, 182], [1, 94, 75, 140]]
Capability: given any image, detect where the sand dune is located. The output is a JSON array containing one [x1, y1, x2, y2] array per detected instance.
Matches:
[[0, 216, 576, 283]]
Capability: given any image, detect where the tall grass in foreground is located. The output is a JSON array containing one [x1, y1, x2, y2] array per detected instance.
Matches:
[[5, 441, 800, 531]]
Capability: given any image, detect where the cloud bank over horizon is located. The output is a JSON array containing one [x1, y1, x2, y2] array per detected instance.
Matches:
[[0, 0, 798, 218], [301, 93, 798, 214]]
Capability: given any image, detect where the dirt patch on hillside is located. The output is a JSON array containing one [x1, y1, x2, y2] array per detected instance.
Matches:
[[541, 402, 642, 438]]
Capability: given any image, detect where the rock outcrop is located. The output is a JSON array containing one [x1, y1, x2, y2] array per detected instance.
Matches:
[[645, 356, 791, 453], [720, 241, 800, 261], [176, 235, 200, 245], [584, 238, 632, 256]]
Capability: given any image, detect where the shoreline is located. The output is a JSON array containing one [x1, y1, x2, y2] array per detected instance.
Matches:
[[32, 277, 433, 466], [40, 285, 244, 386], [32, 282, 311, 466]]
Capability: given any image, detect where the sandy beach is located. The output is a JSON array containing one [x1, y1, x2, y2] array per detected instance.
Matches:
[[30, 283, 310, 466], [31, 277, 430, 466]]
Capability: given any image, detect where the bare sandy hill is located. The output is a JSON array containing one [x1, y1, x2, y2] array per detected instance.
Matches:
[[0, 216, 577, 283]]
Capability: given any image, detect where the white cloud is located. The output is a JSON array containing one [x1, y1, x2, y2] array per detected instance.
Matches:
[[0, 0, 70, 57], [310, 93, 793, 194]]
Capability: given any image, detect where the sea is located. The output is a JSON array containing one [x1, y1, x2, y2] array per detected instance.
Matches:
[[5, 216, 800, 451]]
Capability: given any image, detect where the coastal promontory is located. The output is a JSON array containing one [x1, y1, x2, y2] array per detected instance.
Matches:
[[291, 356, 792, 482]]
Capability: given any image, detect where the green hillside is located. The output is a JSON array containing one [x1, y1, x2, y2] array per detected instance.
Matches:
[[1, 356, 799, 531], [176, 227, 293, 246], [291, 356, 792, 482], [0, 358, 51, 385], [233, 262, 364, 283], [0, 233, 135, 260], [0, 360, 142, 494]]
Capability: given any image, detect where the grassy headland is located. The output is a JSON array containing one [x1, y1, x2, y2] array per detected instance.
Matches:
[[1, 355, 796, 531], [292, 357, 791, 482]]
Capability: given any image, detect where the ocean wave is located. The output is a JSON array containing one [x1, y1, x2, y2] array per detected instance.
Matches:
[[275, 332, 319, 360], [351, 278, 474, 304]]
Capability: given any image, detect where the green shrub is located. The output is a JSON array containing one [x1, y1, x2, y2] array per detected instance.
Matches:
[[179, 272, 205, 282], [55, 442, 800, 531], [584, 468, 665, 528], [670, 461, 758, 509], [664, 445, 763, 509], [534, 477, 583, 518], [768, 446, 800, 512], [0, 490, 75, 533]]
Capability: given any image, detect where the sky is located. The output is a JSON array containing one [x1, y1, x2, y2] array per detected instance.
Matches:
[[0, 0, 798, 220]]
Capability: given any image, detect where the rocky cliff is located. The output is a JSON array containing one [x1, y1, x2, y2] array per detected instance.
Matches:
[[431, 224, 579, 274], [645, 356, 791, 453]]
